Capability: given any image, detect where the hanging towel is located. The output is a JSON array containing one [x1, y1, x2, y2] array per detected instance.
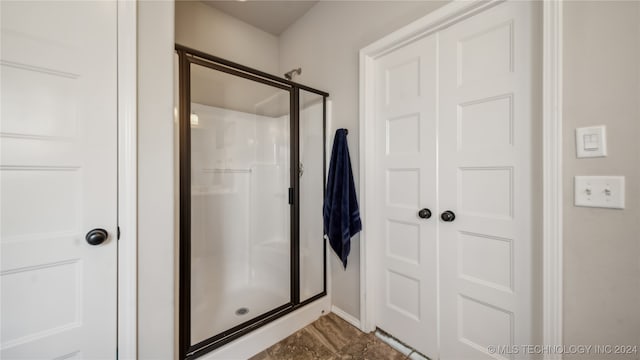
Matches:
[[324, 128, 362, 269]]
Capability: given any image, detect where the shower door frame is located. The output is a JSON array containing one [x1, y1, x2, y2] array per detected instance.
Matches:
[[176, 44, 329, 360]]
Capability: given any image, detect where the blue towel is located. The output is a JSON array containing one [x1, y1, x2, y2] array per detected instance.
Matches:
[[324, 128, 362, 269]]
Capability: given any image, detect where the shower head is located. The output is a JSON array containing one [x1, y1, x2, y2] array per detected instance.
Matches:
[[284, 67, 302, 80]]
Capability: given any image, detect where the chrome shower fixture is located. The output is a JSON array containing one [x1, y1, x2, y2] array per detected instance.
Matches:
[[284, 67, 302, 80]]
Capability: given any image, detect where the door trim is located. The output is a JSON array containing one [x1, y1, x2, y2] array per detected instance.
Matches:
[[541, 1, 563, 357], [358, 0, 563, 356], [117, 0, 138, 358]]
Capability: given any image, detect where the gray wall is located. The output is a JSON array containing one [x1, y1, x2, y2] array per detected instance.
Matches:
[[175, 1, 279, 74], [138, 1, 175, 358], [279, 1, 448, 319], [175, 2, 283, 115], [563, 1, 640, 356]]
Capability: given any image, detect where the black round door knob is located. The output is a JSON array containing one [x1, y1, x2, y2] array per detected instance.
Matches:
[[86, 228, 108, 245], [441, 211, 456, 222], [418, 208, 432, 219]]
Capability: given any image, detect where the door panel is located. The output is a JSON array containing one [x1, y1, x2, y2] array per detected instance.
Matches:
[[439, 2, 534, 359], [374, 34, 438, 359], [188, 63, 292, 345], [373, 1, 536, 359], [1, 2, 117, 358]]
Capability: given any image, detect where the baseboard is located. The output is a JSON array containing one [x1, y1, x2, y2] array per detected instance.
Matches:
[[331, 305, 362, 331], [201, 296, 331, 360]]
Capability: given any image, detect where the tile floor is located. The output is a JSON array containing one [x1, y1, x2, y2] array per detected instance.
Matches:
[[249, 312, 425, 360]]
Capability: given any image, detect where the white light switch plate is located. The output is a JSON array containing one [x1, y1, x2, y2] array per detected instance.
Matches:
[[576, 126, 607, 158], [574, 176, 625, 209]]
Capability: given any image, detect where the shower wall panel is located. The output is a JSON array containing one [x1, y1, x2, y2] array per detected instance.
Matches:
[[190, 103, 290, 344], [299, 94, 326, 302]]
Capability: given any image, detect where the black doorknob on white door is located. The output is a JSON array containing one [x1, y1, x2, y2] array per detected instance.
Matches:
[[418, 208, 432, 219], [441, 210, 456, 222], [86, 228, 108, 245]]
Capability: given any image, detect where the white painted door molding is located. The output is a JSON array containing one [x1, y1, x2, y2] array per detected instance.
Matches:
[[542, 0, 563, 358], [117, 1, 138, 359], [359, 0, 563, 356]]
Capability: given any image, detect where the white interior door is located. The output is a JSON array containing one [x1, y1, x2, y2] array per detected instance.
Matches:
[[438, 2, 536, 359], [373, 1, 537, 359], [1, 2, 118, 359], [374, 34, 438, 359]]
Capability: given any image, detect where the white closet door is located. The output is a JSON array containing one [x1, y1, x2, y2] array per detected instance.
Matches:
[[438, 1, 535, 359], [370, 1, 537, 358], [373, 34, 438, 359], [1, 2, 118, 358]]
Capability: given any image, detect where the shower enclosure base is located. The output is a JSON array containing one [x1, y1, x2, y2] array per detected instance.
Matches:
[[199, 296, 330, 360], [191, 286, 289, 344]]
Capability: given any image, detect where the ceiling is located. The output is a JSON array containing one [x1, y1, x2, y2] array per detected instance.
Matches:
[[202, 1, 318, 36]]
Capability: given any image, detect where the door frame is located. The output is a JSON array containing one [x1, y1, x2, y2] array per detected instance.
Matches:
[[117, 0, 138, 358], [358, 0, 563, 357]]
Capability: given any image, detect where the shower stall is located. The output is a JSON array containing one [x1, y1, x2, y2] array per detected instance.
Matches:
[[176, 45, 328, 359]]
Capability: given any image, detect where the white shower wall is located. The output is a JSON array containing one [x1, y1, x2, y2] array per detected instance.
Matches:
[[189, 98, 327, 344], [190, 102, 291, 343]]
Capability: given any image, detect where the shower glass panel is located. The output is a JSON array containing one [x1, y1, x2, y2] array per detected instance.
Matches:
[[189, 62, 291, 345], [178, 45, 329, 359], [299, 90, 325, 303]]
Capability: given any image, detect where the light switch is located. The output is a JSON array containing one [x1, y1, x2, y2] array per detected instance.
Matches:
[[583, 134, 598, 150], [574, 176, 625, 209], [576, 126, 607, 158]]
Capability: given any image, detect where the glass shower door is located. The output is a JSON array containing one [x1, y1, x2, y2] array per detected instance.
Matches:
[[298, 90, 326, 303], [178, 46, 329, 359], [188, 61, 292, 346]]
